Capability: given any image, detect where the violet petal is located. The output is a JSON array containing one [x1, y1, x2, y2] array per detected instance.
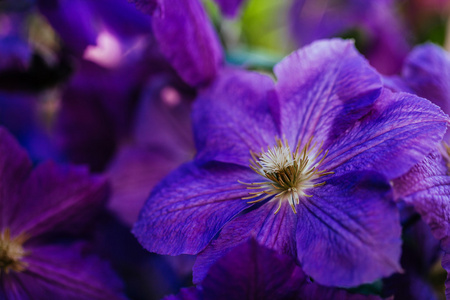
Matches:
[[132, 161, 257, 255]]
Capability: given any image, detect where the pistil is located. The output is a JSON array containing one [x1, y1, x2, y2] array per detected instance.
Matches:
[[240, 137, 333, 214], [0, 229, 28, 273]]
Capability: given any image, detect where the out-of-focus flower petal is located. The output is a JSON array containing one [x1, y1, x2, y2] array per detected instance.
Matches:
[[152, 0, 223, 87], [19, 243, 126, 300], [9, 162, 108, 238]]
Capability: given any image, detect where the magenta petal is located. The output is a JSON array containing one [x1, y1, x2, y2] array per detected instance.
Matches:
[[193, 200, 297, 284], [10, 162, 108, 238], [274, 39, 382, 147], [152, 0, 223, 87], [213, 0, 245, 17], [0, 128, 32, 229], [133, 161, 257, 255], [297, 171, 402, 287], [193, 68, 278, 167], [20, 243, 126, 300], [323, 89, 450, 180]]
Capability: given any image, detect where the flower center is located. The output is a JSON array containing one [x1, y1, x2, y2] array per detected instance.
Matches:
[[0, 229, 28, 273], [240, 137, 332, 214]]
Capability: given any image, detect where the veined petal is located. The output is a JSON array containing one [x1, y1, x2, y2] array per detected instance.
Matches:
[[323, 89, 449, 180], [385, 43, 450, 140], [297, 171, 402, 287], [193, 200, 297, 284], [393, 151, 450, 245], [132, 161, 257, 255], [10, 162, 108, 238], [20, 243, 126, 300], [193, 68, 278, 166], [152, 0, 223, 87], [274, 39, 382, 148]]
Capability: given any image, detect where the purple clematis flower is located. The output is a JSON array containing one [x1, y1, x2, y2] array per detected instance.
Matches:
[[385, 43, 450, 298], [133, 39, 449, 287], [165, 239, 381, 300], [0, 127, 126, 299]]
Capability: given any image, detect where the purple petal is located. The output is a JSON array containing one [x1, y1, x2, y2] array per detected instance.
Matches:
[[10, 162, 108, 238], [323, 89, 449, 180], [132, 161, 257, 255], [193, 200, 298, 283], [0, 127, 32, 230], [393, 151, 450, 243], [385, 43, 450, 140], [152, 0, 223, 87], [297, 171, 402, 287], [274, 39, 382, 148], [18, 243, 126, 300], [213, 0, 245, 17], [201, 239, 381, 300], [193, 68, 277, 166]]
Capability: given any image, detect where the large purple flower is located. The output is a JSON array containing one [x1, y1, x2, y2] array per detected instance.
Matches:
[[166, 239, 381, 300], [0, 127, 126, 299], [134, 39, 449, 287]]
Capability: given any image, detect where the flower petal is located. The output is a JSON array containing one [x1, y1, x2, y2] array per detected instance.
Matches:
[[274, 39, 382, 148], [193, 200, 297, 284], [20, 243, 126, 300], [200, 239, 381, 300], [193, 68, 277, 166], [10, 162, 108, 238], [393, 151, 450, 244], [323, 89, 449, 180], [297, 171, 402, 287], [0, 127, 32, 230], [385, 43, 450, 140], [152, 0, 223, 87], [132, 161, 257, 255]]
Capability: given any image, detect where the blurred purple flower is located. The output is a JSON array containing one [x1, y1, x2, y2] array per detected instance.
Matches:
[[289, 0, 410, 74], [37, 0, 151, 58], [133, 39, 449, 287], [213, 0, 246, 18], [165, 239, 381, 300], [0, 127, 126, 299]]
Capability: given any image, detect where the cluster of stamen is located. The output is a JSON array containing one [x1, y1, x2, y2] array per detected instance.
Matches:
[[0, 229, 28, 273], [239, 137, 333, 215]]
